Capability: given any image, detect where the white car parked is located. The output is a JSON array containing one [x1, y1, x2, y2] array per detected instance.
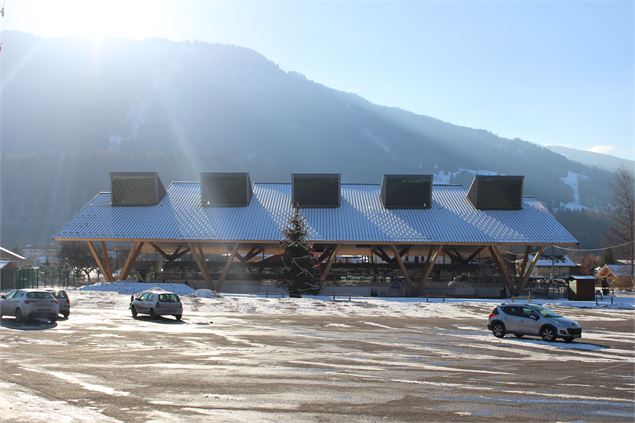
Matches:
[[130, 290, 183, 320], [487, 303, 582, 342], [0, 289, 60, 323]]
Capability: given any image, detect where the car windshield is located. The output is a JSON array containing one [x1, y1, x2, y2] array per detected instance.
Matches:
[[534, 306, 562, 318], [158, 293, 179, 302], [26, 292, 54, 299]]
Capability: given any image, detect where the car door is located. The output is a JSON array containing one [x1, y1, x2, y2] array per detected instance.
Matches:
[[3, 290, 19, 316], [501, 306, 522, 332], [1, 290, 15, 315], [137, 293, 150, 313], [519, 307, 540, 335]]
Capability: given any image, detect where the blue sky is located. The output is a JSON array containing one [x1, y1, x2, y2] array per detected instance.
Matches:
[[4, 0, 634, 159]]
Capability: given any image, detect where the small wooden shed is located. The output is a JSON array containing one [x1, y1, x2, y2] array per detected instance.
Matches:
[[567, 275, 596, 301]]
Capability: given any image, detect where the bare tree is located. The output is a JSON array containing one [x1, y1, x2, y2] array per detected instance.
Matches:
[[58, 242, 97, 282], [606, 168, 634, 287]]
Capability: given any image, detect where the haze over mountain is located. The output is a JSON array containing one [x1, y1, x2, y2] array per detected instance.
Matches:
[[0, 32, 617, 249], [548, 145, 634, 173]]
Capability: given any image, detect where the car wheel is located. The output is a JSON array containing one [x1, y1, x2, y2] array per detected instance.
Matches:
[[491, 322, 506, 338], [174, 314, 182, 321], [563, 337, 574, 343], [15, 308, 23, 322], [514, 334, 524, 338], [149, 308, 157, 320], [50, 315, 58, 323], [541, 326, 557, 342], [130, 305, 137, 317], [62, 312, 70, 318]]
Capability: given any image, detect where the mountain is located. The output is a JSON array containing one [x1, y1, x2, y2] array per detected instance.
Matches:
[[548, 145, 634, 173], [0, 32, 616, 249]]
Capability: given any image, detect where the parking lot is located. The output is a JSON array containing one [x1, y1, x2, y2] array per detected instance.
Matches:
[[0, 291, 634, 422]]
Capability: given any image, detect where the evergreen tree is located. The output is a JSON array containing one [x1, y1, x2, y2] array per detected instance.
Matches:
[[280, 204, 319, 296]]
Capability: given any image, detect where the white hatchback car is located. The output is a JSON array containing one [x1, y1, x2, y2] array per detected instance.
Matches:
[[130, 290, 183, 320], [0, 289, 60, 322], [487, 303, 582, 342]]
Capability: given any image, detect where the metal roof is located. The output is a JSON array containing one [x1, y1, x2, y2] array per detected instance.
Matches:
[[53, 182, 577, 245]]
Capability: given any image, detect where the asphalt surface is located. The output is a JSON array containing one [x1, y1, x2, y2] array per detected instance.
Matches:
[[0, 294, 633, 422]]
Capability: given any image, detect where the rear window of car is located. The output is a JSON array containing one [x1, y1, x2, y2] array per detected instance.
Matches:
[[54, 291, 68, 298], [158, 294, 179, 302], [26, 292, 54, 299]]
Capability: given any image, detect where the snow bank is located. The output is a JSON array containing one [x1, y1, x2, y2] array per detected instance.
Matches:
[[192, 289, 219, 298], [79, 282, 195, 296]]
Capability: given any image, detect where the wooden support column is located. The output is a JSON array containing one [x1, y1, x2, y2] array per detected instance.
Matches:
[[100, 241, 113, 280], [518, 246, 545, 290], [489, 246, 513, 292], [120, 241, 144, 281], [518, 246, 531, 280], [321, 245, 339, 282], [391, 245, 413, 290], [419, 245, 443, 290], [217, 243, 240, 291], [188, 243, 213, 290], [86, 241, 114, 282]]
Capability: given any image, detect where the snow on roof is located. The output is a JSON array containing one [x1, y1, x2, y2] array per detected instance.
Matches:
[[526, 255, 577, 267], [54, 182, 577, 245], [0, 246, 26, 261], [606, 264, 635, 277], [0, 260, 11, 269]]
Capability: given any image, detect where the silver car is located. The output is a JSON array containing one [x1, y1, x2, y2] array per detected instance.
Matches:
[[0, 289, 60, 323], [487, 303, 582, 342], [130, 290, 183, 320]]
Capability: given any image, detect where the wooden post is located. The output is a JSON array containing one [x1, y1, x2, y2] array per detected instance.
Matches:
[[120, 241, 144, 281], [489, 246, 513, 292], [419, 245, 443, 291], [321, 245, 339, 282], [217, 243, 240, 291], [188, 242, 214, 290], [100, 241, 113, 280], [391, 245, 413, 291], [518, 246, 545, 290], [86, 241, 113, 282]]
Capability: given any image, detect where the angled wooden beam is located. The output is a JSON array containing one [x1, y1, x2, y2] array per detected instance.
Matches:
[[316, 246, 336, 264], [391, 245, 413, 289], [463, 246, 485, 264], [446, 247, 464, 264], [518, 246, 545, 290], [150, 242, 190, 262], [321, 245, 339, 282], [217, 243, 240, 291], [419, 245, 443, 289], [235, 247, 264, 263], [371, 247, 392, 263], [99, 241, 113, 281], [489, 246, 513, 292], [120, 241, 144, 281], [518, 246, 531, 280], [188, 242, 214, 290], [86, 241, 113, 282]]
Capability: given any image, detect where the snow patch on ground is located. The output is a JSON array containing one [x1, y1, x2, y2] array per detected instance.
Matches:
[[80, 282, 195, 296], [192, 289, 219, 298], [0, 379, 119, 422]]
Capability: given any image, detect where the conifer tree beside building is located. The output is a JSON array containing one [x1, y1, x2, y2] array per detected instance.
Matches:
[[280, 204, 319, 296]]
